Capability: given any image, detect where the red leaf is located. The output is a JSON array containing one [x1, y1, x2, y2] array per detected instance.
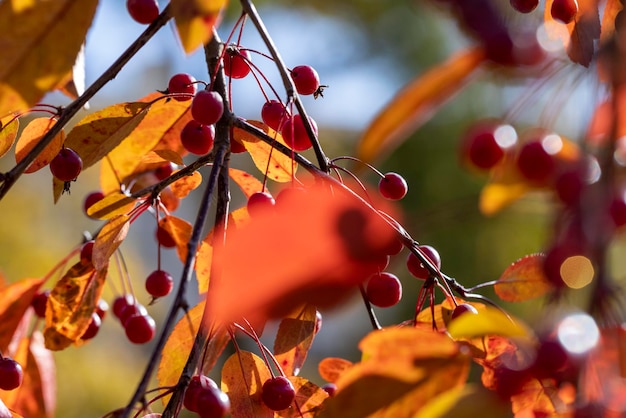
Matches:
[[0, 277, 45, 352], [494, 254, 554, 302]]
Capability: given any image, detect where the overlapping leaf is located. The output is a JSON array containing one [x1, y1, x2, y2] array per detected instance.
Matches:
[[221, 351, 273, 418], [159, 216, 192, 262], [447, 307, 530, 340], [357, 47, 486, 164], [15, 118, 64, 173], [0, 115, 19, 159], [170, 170, 202, 198], [93, 214, 131, 271], [479, 153, 530, 216], [277, 377, 329, 418], [494, 254, 554, 302], [229, 168, 265, 198], [170, 0, 228, 54], [414, 384, 512, 418], [318, 358, 353, 383], [86, 192, 137, 220], [0, 0, 98, 116], [0, 277, 45, 352], [233, 121, 298, 183], [274, 304, 317, 376]]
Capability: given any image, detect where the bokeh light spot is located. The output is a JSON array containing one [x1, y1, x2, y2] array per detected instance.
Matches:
[[557, 313, 599, 354], [560, 255, 594, 289]]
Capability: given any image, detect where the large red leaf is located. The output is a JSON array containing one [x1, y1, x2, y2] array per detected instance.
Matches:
[[0, 277, 45, 352]]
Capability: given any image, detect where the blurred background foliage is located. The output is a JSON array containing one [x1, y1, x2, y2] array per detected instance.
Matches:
[[0, 0, 599, 416]]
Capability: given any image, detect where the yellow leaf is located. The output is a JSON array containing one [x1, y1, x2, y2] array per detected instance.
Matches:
[[479, 153, 530, 216], [171, 0, 228, 54], [357, 48, 486, 164], [221, 351, 273, 418], [229, 168, 264, 198], [277, 376, 329, 418], [93, 215, 131, 271], [86, 192, 137, 220], [0, 115, 19, 159], [494, 254, 554, 302], [170, 170, 202, 198], [233, 121, 298, 183], [447, 307, 530, 340], [14, 118, 64, 173], [0, 0, 98, 115], [274, 304, 317, 376], [414, 384, 513, 418], [195, 235, 213, 294], [159, 216, 192, 262]]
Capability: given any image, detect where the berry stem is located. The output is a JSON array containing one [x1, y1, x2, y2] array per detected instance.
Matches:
[[359, 284, 382, 330]]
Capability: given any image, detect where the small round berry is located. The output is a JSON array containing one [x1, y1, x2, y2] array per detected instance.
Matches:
[[461, 122, 515, 170], [32, 290, 50, 319], [80, 240, 95, 265], [231, 138, 247, 153], [451, 303, 478, 320], [168, 73, 196, 102], [124, 314, 156, 344], [510, 0, 539, 13], [196, 386, 231, 418], [610, 192, 626, 227], [156, 225, 177, 248], [247, 191, 275, 217], [184, 375, 216, 412], [83, 191, 105, 216], [126, 0, 159, 24], [516, 139, 557, 184], [291, 65, 320, 95], [261, 100, 290, 131], [378, 172, 408, 200], [223, 49, 252, 79], [181, 120, 215, 155], [145, 269, 174, 298], [0, 357, 23, 391], [112, 294, 135, 319], [281, 114, 318, 151], [532, 338, 569, 378], [406, 245, 441, 280], [95, 299, 109, 319], [120, 303, 148, 327], [191, 90, 224, 126], [261, 376, 296, 411], [551, 0, 578, 24], [322, 383, 337, 397], [154, 162, 175, 181], [50, 147, 83, 181], [365, 272, 402, 308], [555, 169, 583, 206], [80, 312, 102, 340]]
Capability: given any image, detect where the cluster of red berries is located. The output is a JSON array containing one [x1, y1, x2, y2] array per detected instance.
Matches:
[[0, 355, 23, 391], [183, 375, 231, 418], [126, 0, 159, 25], [112, 294, 156, 344], [509, 0, 579, 24]]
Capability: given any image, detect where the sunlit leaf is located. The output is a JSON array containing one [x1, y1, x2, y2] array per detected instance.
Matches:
[[318, 358, 353, 384], [0, 0, 98, 115], [44, 263, 106, 350], [221, 351, 273, 418], [154, 110, 192, 157], [601, 0, 622, 41], [93, 214, 131, 271], [170, 0, 228, 54], [0, 115, 19, 159], [159, 216, 192, 262], [414, 384, 512, 418], [229, 168, 264, 198], [274, 304, 317, 376], [64, 101, 151, 170], [0, 277, 45, 352], [233, 121, 298, 183], [86, 192, 137, 220], [170, 170, 202, 198], [276, 376, 329, 418], [15, 117, 64, 173], [56, 43, 86, 102], [195, 236, 213, 294], [494, 254, 554, 302], [479, 153, 530, 216], [447, 307, 530, 339], [357, 47, 486, 164]]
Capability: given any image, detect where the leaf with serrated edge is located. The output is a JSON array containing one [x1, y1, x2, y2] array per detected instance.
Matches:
[[276, 376, 329, 418], [0, 0, 98, 115], [447, 307, 530, 340], [159, 216, 192, 262], [170, 0, 227, 54], [15, 118, 64, 173], [229, 168, 264, 198], [93, 215, 131, 271], [221, 351, 273, 418], [170, 170, 202, 198], [0, 277, 45, 352], [494, 254, 554, 302], [318, 358, 353, 384], [0, 115, 19, 159], [274, 304, 317, 376]]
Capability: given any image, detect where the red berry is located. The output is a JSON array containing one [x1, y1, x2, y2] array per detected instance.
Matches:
[[50, 147, 83, 181], [406, 245, 441, 280], [543, 241, 584, 286], [322, 383, 337, 397], [0, 357, 23, 391], [451, 303, 478, 320], [168, 73, 196, 102], [261, 100, 291, 131], [184, 375, 216, 412], [83, 191, 105, 216], [196, 386, 231, 418], [378, 172, 408, 200], [80, 240, 95, 265], [291, 65, 320, 95], [155, 162, 175, 180], [126, 0, 159, 24], [462, 122, 515, 170], [510, 0, 539, 13], [191, 90, 224, 126], [555, 169, 583, 206], [81, 312, 102, 340], [231, 138, 247, 153], [95, 299, 109, 319], [145, 269, 174, 298], [223, 48, 252, 79], [610, 192, 626, 227], [281, 114, 318, 151], [112, 294, 135, 319], [156, 225, 177, 248], [125, 314, 156, 344], [247, 191, 275, 217], [516, 139, 557, 184], [551, 0, 578, 24], [365, 272, 402, 308], [120, 303, 148, 327], [181, 120, 215, 155], [261, 376, 295, 411], [32, 290, 50, 319], [533, 339, 569, 378]]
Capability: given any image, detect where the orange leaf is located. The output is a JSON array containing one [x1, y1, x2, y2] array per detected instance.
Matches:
[[170, 170, 202, 198], [276, 376, 329, 418], [99, 93, 190, 194], [86, 192, 137, 220], [44, 263, 106, 350], [0, 115, 19, 159], [414, 384, 513, 418], [447, 307, 530, 340], [154, 110, 192, 157], [318, 358, 353, 384], [93, 214, 131, 271], [0, 277, 45, 352], [0, 0, 98, 115], [195, 235, 214, 294], [479, 153, 530, 216], [170, 0, 228, 54], [15, 117, 64, 173], [274, 304, 317, 376], [233, 121, 298, 183], [494, 254, 554, 302], [159, 216, 192, 262], [55, 43, 85, 101], [601, 0, 623, 41], [221, 351, 273, 418], [64, 101, 150, 170], [229, 168, 264, 198], [357, 47, 486, 164]]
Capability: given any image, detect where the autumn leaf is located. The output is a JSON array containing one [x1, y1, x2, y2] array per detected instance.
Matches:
[[601, 0, 623, 41], [414, 384, 513, 418], [318, 358, 353, 384], [479, 152, 530, 216], [64, 101, 151, 170], [15, 118, 64, 173], [44, 263, 106, 350], [221, 351, 273, 418], [56, 43, 86, 101], [86, 192, 137, 220], [233, 121, 298, 183], [92, 214, 131, 271], [494, 254, 554, 302], [159, 216, 193, 262], [274, 304, 317, 376], [170, 0, 228, 54], [170, 170, 202, 198], [276, 376, 329, 418], [357, 47, 486, 164], [229, 168, 265, 198], [0, 115, 19, 159], [196, 235, 214, 294], [0, 277, 45, 352], [447, 307, 530, 340], [0, 0, 98, 116]]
